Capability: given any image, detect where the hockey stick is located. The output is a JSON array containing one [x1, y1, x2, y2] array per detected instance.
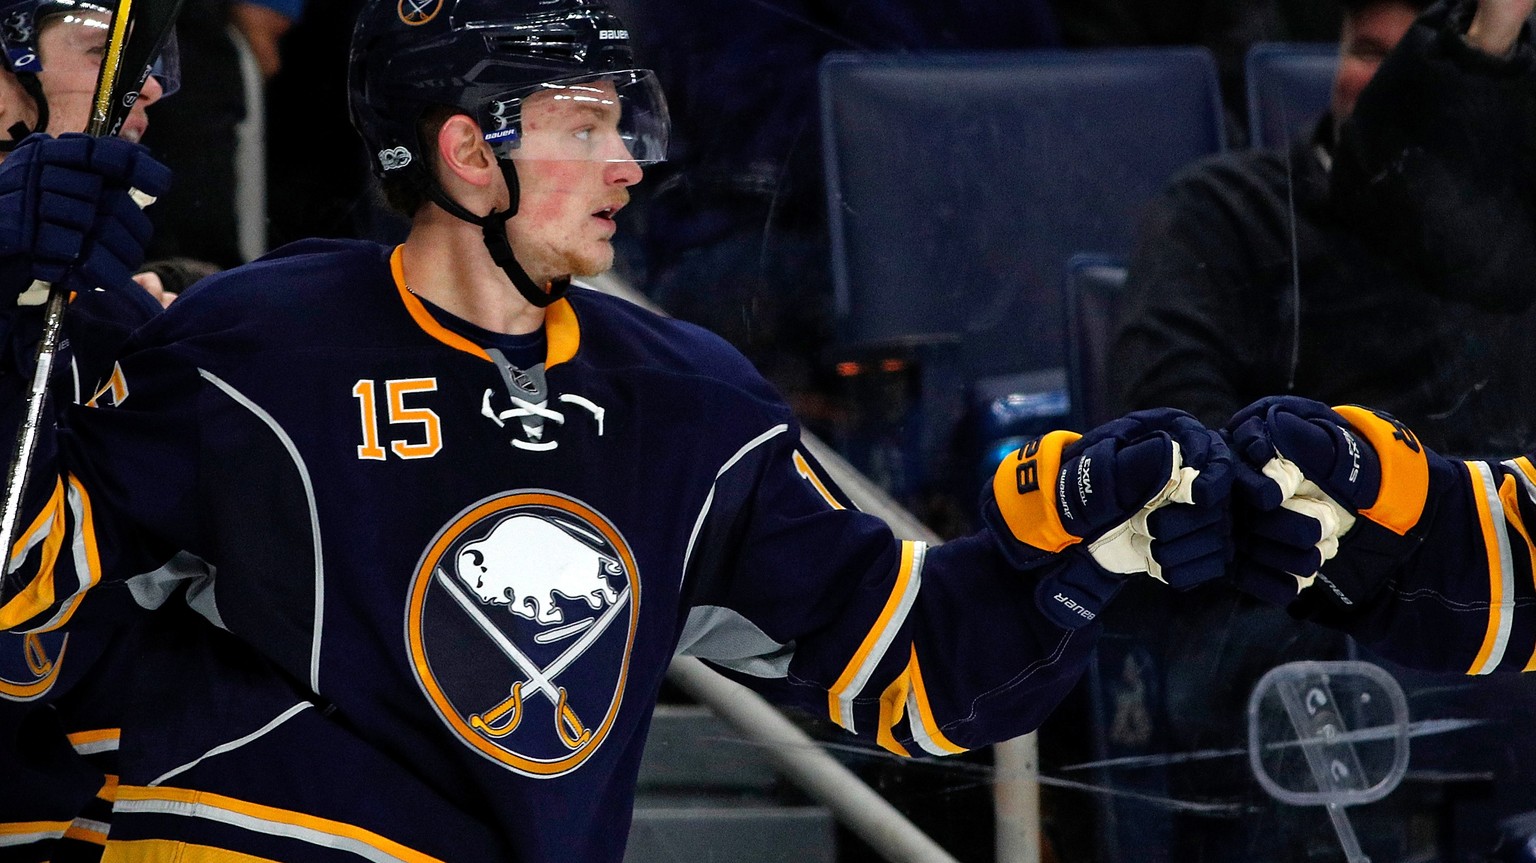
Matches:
[[0, 0, 184, 583]]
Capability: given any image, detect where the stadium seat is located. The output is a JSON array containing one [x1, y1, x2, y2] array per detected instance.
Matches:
[[1063, 254, 1128, 430], [1244, 42, 1339, 150], [819, 48, 1225, 492]]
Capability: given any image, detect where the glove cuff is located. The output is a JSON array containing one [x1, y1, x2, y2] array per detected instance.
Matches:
[[1291, 517, 1424, 623], [1034, 556, 1123, 630], [1334, 405, 1430, 535], [988, 429, 1084, 554]]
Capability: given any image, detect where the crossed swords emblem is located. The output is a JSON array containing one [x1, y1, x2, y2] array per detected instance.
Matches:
[[398, 0, 442, 25], [435, 567, 631, 751]]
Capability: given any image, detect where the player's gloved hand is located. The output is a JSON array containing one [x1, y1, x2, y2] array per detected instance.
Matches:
[[983, 408, 1235, 630], [1226, 396, 1429, 614], [0, 133, 171, 301]]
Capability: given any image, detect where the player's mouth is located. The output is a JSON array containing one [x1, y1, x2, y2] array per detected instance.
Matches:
[[592, 203, 624, 222]]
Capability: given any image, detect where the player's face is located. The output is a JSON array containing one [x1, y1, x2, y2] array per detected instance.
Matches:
[[504, 80, 643, 285], [36, 8, 164, 141], [1330, 1, 1418, 123]]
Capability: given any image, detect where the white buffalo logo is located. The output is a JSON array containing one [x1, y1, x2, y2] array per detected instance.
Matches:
[[456, 515, 621, 626]]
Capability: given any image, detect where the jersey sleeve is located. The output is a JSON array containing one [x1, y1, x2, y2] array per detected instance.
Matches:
[[0, 318, 200, 635], [675, 419, 1100, 756], [1300, 446, 1536, 676]]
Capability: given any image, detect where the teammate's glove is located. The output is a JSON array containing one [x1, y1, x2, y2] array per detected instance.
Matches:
[[1226, 396, 1429, 614], [0, 133, 171, 299], [983, 408, 1234, 630]]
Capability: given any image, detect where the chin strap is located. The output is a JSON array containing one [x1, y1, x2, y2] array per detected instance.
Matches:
[[424, 158, 570, 309], [0, 74, 49, 153]]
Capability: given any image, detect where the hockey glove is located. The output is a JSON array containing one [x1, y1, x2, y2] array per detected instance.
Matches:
[[1227, 396, 1429, 614], [982, 408, 1235, 630], [0, 133, 171, 300]]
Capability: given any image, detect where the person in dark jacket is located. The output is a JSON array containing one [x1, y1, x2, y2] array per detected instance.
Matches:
[[1111, 0, 1536, 459]]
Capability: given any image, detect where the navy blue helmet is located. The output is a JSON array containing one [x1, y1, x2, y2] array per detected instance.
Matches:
[[348, 0, 668, 189]]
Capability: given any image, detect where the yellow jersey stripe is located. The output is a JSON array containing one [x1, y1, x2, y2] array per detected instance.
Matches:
[[874, 671, 912, 757], [905, 648, 966, 756], [1493, 474, 1536, 673], [0, 478, 65, 630], [114, 786, 448, 863], [1466, 462, 1515, 675], [63, 817, 109, 846], [37, 475, 105, 633], [827, 541, 926, 732], [104, 839, 278, 862], [68, 727, 121, 754], [792, 451, 844, 511], [1509, 457, 1536, 496], [0, 819, 70, 845]]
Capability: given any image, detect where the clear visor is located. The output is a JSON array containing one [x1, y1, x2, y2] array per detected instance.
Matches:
[[479, 69, 669, 164], [146, 28, 178, 98], [39, 6, 180, 99]]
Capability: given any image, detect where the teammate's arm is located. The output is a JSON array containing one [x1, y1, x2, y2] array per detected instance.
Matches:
[[1227, 395, 1536, 674]]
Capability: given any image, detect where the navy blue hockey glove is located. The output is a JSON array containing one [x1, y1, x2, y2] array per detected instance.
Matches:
[[1227, 396, 1429, 615], [0, 133, 171, 300], [983, 408, 1235, 630]]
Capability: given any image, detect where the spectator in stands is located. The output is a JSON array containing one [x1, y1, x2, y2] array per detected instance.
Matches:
[[1111, 0, 1536, 458], [1101, 1, 1536, 860]]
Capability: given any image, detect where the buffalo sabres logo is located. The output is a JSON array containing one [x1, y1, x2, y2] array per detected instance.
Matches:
[[407, 491, 639, 777], [397, 0, 443, 25], [0, 631, 69, 701]]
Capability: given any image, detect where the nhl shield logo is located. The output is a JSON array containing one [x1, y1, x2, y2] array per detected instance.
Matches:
[[407, 491, 640, 777]]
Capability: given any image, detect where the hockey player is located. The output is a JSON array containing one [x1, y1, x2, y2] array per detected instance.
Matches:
[[0, 0, 1235, 859], [0, 2, 175, 860]]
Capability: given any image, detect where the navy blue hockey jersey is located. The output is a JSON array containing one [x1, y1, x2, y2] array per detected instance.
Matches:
[[0, 264, 167, 863], [1, 239, 1098, 862]]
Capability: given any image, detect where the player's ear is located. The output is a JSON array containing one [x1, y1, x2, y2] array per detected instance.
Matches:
[[435, 113, 497, 190]]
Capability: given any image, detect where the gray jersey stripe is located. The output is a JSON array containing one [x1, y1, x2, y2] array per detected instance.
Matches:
[[199, 369, 326, 692]]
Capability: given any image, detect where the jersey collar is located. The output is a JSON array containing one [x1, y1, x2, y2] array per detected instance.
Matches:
[[389, 245, 579, 370]]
